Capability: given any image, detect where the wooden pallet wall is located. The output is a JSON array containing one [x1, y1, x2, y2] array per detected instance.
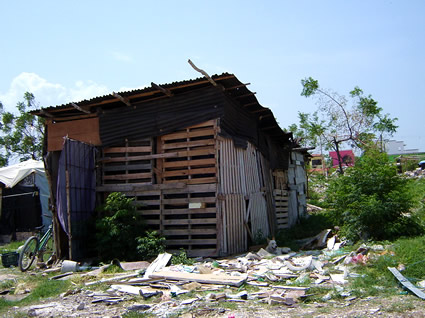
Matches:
[[158, 120, 218, 185], [102, 139, 154, 184], [273, 170, 289, 229]]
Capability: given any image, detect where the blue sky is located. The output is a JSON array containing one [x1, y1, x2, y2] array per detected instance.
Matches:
[[1, 1, 424, 151]]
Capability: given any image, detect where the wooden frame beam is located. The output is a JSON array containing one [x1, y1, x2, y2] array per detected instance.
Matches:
[[236, 92, 256, 99], [243, 102, 258, 107], [225, 83, 251, 90], [40, 109, 54, 118], [151, 82, 173, 97], [188, 59, 218, 87], [113, 92, 132, 107], [71, 103, 91, 114]]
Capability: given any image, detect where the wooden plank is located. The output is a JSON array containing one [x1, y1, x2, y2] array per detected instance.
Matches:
[[162, 167, 216, 177], [165, 239, 217, 245], [103, 163, 152, 172], [136, 210, 161, 215], [186, 119, 216, 129], [162, 218, 216, 225], [102, 152, 179, 163], [161, 128, 215, 141], [162, 229, 216, 235], [103, 172, 152, 180], [96, 182, 186, 192], [104, 146, 152, 153], [150, 271, 247, 287], [162, 197, 216, 205], [162, 208, 216, 215], [163, 158, 216, 168], [162, 139, 215, 150], [388, 267, 425, 299], [163, 177, 216, 185], [144, 253, 172, 279], [162, 183, 216, 194]]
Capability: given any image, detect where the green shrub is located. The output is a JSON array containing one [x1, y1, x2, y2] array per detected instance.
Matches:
[[325, 151, 424, 241], [96, 192, 145, 261], [136, 230, 166, 260], [171, 249, 194, 265]]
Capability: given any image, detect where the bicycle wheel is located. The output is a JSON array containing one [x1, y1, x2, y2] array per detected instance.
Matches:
[[39, 234, 55, 265], [18, 236, 39, 272]]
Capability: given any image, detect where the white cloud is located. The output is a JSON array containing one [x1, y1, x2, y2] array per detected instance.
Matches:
[[111, 51, 133, 63], [0, 72, 110, 111]]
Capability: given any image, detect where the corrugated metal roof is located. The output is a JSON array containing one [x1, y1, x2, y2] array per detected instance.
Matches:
[[32, 73, 293, 146]]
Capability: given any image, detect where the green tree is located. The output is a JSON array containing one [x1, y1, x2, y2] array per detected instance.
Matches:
[[299, 77, 398, 173], [0, 92, 44, 166]]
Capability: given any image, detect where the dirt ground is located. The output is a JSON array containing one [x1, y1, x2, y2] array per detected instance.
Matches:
[[4, 289, 425, 318]]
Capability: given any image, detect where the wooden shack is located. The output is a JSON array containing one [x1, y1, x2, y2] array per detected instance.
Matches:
[[33, 73, 307, 259]]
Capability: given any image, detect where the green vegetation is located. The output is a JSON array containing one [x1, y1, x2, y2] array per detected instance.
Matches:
[[96, 192, 146, 261], [96, 192, 169, 262], [0, 92, 44, 166], [136, 231, 166, 261], [171, 249, 195, 265], [325, 150, 423, 241]]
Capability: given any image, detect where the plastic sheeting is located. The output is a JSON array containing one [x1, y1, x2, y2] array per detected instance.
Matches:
[[56, 138, 96, 260], [0, 159, 51, 229]]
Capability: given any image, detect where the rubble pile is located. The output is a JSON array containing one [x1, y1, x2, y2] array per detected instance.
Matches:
[[5, 231, 407, 317]]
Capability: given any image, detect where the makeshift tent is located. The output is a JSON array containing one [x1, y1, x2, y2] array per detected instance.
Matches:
[[0, 160, 51, 237]]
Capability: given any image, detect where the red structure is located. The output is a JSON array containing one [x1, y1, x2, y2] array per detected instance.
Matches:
[[329, 150, 355, 168]]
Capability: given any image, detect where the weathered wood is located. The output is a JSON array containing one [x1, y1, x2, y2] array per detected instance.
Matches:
[[165, 239, 217, 245], [162, 229, 216, 235], [162, 218, 217, 225], [104, 146, 152, 153], [163, 158, 215, 169], [144, 253, 172, 279], [187, 59, 218, 87], [101, 152, 179, 163], [162, 139, 215, 150], [112, 92, 132, 107], [160, 128, 215, 141], [151, 270, 247, 287], [161, 207, 216, 215], [102, 163, 152, 172], [103, 172, 152, 180], [388, 267, 425, 299], [96, 182, 186, 192], [162, 167, 216, 177]]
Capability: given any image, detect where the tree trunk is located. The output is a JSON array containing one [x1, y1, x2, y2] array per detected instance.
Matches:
[[333, 138, 344, 175]]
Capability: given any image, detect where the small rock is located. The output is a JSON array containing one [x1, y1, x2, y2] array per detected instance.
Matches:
[[76, 303, 85, 310], [27, 308, 37, 317], [127, 304, 151, 311]]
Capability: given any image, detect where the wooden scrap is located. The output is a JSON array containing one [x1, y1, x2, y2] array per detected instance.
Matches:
[[273, 285, 309, 291], [181, 297, 199, 305], [150, 271, 247, 287], [50, 272, 73, 280], [144, 253, 172, 278], [85, 272, 139, 286], [110, 284, 141, 295], [388, 267, 425, 300], [120, 261, 150, 271]]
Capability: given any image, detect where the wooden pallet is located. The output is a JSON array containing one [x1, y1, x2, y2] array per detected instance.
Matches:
[[158, 120, 218, 185], [273, 170, 289, 229], [102, 139, 154, 184]]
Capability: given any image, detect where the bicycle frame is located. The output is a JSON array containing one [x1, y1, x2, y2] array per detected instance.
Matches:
[[38, 224, 53, 253]]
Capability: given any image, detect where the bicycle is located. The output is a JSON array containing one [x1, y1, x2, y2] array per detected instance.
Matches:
[[18, 224, 55, 272]]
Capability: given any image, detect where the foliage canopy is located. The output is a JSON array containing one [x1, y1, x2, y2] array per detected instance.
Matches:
[[0, 92, 44, 166], [292, 77, 398, 173]]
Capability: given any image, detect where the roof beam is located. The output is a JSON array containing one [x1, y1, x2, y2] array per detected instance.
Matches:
[[71, 103, 91, 114], [188, 59, 218, 87], [113, 92, 132, 107], [225, 83, 251, 90], [40, 109, 54, 118], [151, 82, 173, 97], [243, 102, 258, 108], [236, 92, 256, 99]]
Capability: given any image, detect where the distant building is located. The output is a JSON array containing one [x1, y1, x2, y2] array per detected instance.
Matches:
[[384, 140, 419, 155], [329, 150, 355, 168]]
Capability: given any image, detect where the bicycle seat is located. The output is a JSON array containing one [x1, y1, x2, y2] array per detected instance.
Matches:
[[34, 225, 44, 231]]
